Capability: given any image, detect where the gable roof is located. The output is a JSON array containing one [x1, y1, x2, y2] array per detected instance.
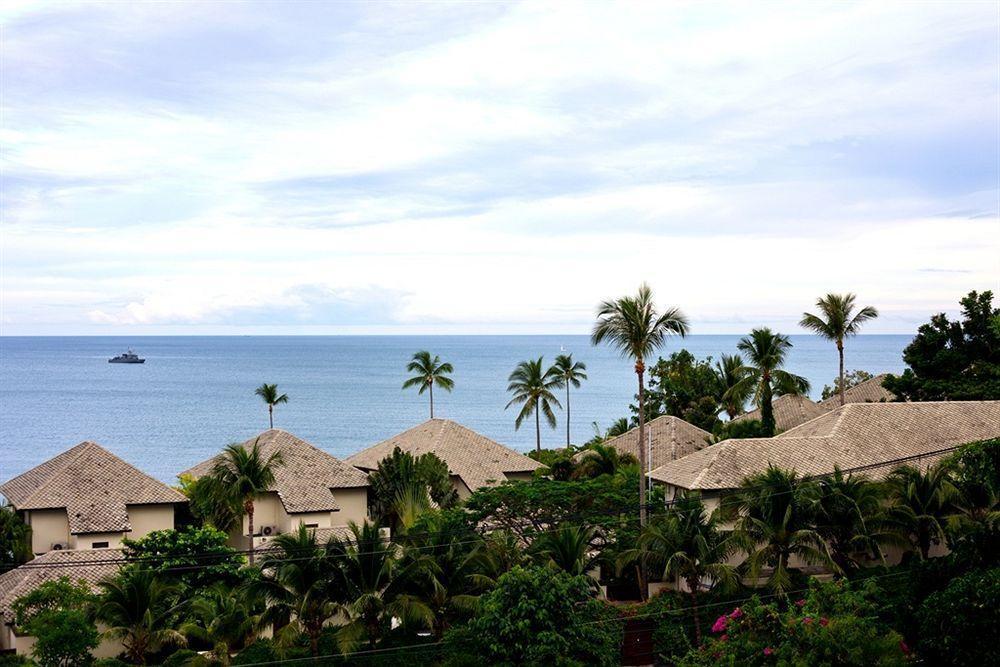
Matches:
[[0, 548, 123, 626], [182, 429, 369, 514], [818, 373, 896, 410], [576, 415, 712, 470], [733, 393, 828, 433], [649, 401, 1000, 491], [0, 442, 185, 534], [346, 419, 543, 492]]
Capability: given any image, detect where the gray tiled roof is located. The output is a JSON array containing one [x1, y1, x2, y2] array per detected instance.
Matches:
[[0, 548, 123, 625], [817, 373, 896, 410], [649, 401, 1000, 491], [0, 442, 185, 534], [346, 419, 543, 492], [576, 415, 712, 470], [733, 394, 828, 433], [182, 430, 370, 514]]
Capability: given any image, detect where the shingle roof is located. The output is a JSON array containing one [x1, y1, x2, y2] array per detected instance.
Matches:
[[575, 415, 712, 470], [346, 419, 543, 492], [0, 548, 122, 626], [649, 401, 1000, 491], [182, 430, 370, 514], [733, 394, 828, 433], [0, 442, 186, 534], [818, 374, 896, 410]]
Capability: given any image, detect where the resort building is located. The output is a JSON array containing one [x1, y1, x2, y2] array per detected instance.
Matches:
[[0, 441, 186, 555], [577, 415, 712, 470], [732, 393, 828, 433], [816, 373, 896, 410], [181, 429, 370, 547], [649, 401, 1000, 513], [347, 418, 544, 498], [0, 549, 123, 656]]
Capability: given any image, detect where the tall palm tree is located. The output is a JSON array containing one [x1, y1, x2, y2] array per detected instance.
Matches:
[[885, 463, 957, 560], [728, 328, 809, 436], [800, 293, 879, 406], [592, 283, 689, 526], [549, 354, 588, 447], [254, 383, 288, 429], [714, 353, 750, 419], [181, 584, 261, 665], [530, 524, 602, 583], [619, 492, 737, 645], [813, 468, 897, 573], [573, 443, 637, 479], [505, 357, 562, 453], [402, 351, 454, 419], [724, 466, 835, 593], [210, 440, 284, 565], [94, 568, 187, 665]]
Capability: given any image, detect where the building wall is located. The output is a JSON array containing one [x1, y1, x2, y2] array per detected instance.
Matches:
[[331, 488, 368, 526], [24, 509, 70, 554], [70, 532, 125, 550], [451, 476, 473, 500], [127, 504, 176, 538]]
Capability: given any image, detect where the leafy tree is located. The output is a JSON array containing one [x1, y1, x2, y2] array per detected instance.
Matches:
[[619, 492, 736, 644], [0, 502, 32, 569], [25, 610, 99, 667], [800, 293, 879, 406], [728, 328, 809, 436], [715, 353, 750, 419], [549, 354, 588, 447], [711, 417, 768, 441], [122, 527, 244, 593], [820, 369, 874, 401], [505, 357, 562, 453], [453, 566, 622, 666], [573, 443, 637, 480], [253, 383, 288, 429], [93, 568, 187, 665], [885, 463, 957, 560], [367, 447, 458, 533], [402, 351, 454, 419], [176, 474, 240, 534], [209, 440, 284, 565], [884, 290, 1000, 400], [916, 567, 1000, 666], [12, 578, 95, 629], [635, 350, 723, 432], [592, 283, 689, 529], [724, 466, 834, 592], [946, 439, 1000, 547]]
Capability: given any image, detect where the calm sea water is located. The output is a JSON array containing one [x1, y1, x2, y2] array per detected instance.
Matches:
[[0, 335, 910, 484]]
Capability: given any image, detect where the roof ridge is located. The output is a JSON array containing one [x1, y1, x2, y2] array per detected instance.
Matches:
[[16, 441, 99, 507]]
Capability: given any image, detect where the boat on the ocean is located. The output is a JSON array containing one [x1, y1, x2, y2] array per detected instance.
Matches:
[[109, 349, 145, 364]]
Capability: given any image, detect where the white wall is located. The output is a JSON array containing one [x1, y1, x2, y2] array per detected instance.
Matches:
[[331, 488, 368, 526], [127, 504, 175, 537], [25, 509, 70, 554]]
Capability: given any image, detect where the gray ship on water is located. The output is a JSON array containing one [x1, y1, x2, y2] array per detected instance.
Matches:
[[109, 349, 145, 364]]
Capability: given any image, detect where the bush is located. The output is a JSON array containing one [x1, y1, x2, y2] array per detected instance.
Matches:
[[25, 609, 98, 667], [91, 660, 130, 667], [641, 593, 692, 664], [452, 566, 622, 666], [916, 568, 1000, 666], [0, 654, 33, 667], [121, 526, 245, 593], [158, 649, 200, 667], [232, 640, 278, 666]]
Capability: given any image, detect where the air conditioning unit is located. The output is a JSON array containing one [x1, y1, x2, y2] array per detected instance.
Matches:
[[260, 525, 279, 537], [50, 542, 69, 551]]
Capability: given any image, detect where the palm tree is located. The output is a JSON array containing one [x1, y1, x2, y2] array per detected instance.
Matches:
[[210, 440, 284, 565], [592, 283, 689, 526], [728, 328, 809, 436], [800, 293, 879, 406], [606, 417, 631, 438], [724, 466, 835, 593], [573, 443, 637, 479], [549, 354, 588, 447], [618, 492, 737, 645], [402, 351, 454, 419], [813, 468, 897, 573], [254, 383, 288, 429], [885, 463, 957, 560], [505, 357, 562, 453], [247, 525, 339, 656], [714, 353, 750, 419], [181, 585, 261, 665], [466, 530, 527, 591], [94, 568, 187, 665], [530, 524, 602, 584]]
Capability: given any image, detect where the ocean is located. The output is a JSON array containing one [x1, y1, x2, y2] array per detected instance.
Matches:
[[0, 335, 910, 484]]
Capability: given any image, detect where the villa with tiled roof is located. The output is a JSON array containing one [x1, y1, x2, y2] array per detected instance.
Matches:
[[817, 373, 896, 410], [0, 441, 186, 555], [732, 393, 828, 433], [576, 415, 712, 470]]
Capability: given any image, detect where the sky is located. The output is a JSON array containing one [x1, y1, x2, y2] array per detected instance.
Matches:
[[1, 1, 998, 335]]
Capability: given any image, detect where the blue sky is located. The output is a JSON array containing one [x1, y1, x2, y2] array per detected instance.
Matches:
[[1, 1, 998, 335]]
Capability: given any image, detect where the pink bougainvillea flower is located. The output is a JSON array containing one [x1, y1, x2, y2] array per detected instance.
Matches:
[[900, 640, 911, 655], [711, 615, 728, 633], [819, 617, 829, 627], [720, 634, 728, 642], [795, 599, 806, 607], [803, 617, 813, 625], [728, 607, 744, 619], [763, 647, 774, 656]]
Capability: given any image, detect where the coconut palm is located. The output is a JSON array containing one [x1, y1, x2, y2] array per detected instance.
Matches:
[[505, 357, 562, 453], [813, 468, 897, 573], [714, 353, 750, 419], [728, 328, 809, 436], [724, 466, 835, 593], [530, 524, 602, 584], [402, 351, 454, 419], [94, 568, 187, 665], [592, 283, 689, 526], [573, 443, 637, 479], [606, 417, 631, 438], [618, 492, 737, 645], [181, 585, 261, 665], [800, 293, 879, 406], [254, 383, 288, 429], [210, 440, 284, 565], [549, 354, 588, 447], [885, 463, 957, 560], [466, 530, 527, 591]]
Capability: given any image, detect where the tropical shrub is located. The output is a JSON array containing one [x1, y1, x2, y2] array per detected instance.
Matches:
[[916, 567, 1000, 666], [122, 526, 245, 593], [0, 502, 32, 567], [231, 640, 278, 666], [452, 566, 622, 666], [11, 577, 95, 629], [636, 350, 724, 432], [368, 447, 458, 531], [641, 592, 693, 664], [23, 609, 99, 667]]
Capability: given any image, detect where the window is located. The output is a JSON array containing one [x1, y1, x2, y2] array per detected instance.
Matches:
[[304, 523, 319, 528], [91, 541, 109, 549]]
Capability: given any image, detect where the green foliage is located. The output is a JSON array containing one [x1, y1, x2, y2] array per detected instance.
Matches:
[[730, 328, 810, 436], [93, 567, 187, 664], [948, 437, 1000, 491], [402, 351, 454, 418], [0, 502, 32, 568], [122, 527, 245, 593], [91, 660, 130, 667], [176, 474, 239, 534], [368, 447, 459, 532], [12, 577, 95, 629], [821, 369, 874, 401], [505, 357, 563, 451], [635, 350, 723, 432], [157, 649, 198, 667], [884, 290, 1000, 401], [712, 417, 768, 441], [455, 566, 622, 666], [231, 640, 278, 666], [916, 567, 1000, 666], [678, 581, 908, 666], [573, 443, 637, 480], [0, 655, 33, 667], [641, 593, 693, 664], [27, 609, 99, 667]]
